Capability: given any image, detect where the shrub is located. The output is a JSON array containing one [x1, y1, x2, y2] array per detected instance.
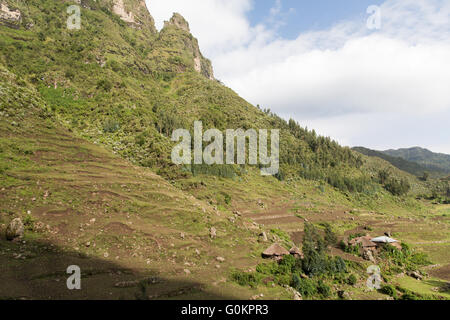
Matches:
[[107, 60, 122, 73], [274, 170, 285, 181], [23, 214, 35, 231], [317, 280, 331, 298], [347, 274, 357, 286], [135, 133, 146, 146], [409, 252, 432, 267], [65, 70, 75, 80], [103, 119, 120, 133], [291, 277, 317, 297], [223, 193, 231, 205], [231, 271, 261, 288], [384, 178, 410, 196], [255, 262, 278, 275], [279, 254, 296, 272], [328, 256, 347, 274], [400, 292, 420, 300], [378, 169, 390, 184], [291, 274, 302, 291], [323, 223, 338, 247], [380, 284, 397, 298], [96, 79, 113, 92]]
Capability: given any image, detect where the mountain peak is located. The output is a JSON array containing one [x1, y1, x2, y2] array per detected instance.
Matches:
[[164, 12, 190, 32], [159, 12, 214, 80]]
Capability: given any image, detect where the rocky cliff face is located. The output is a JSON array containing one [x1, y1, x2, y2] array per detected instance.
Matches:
[[111, 0, 156, 32], [0, 0, 213, 80], [161, 12, 214, 80], [0, 2, 21, 29], [107, 2, 213, 79]]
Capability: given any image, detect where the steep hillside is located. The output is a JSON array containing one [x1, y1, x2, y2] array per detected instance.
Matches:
[[383, 147, 450, 174], [0, 0, 366, 185], [0, 65, 280, 299], [1, 0, 449, 300]]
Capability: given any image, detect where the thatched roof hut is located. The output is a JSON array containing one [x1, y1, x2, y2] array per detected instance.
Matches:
[[262, 243, 290, 259]]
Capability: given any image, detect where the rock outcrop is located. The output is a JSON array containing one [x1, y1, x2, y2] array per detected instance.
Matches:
[[161, 13, 214, 80], [0, 2, 21, 28], [164, 12, 190, 32], [113, 0, 135, 23], [6, 218, 24, 241], [111, 0, 156, 32]]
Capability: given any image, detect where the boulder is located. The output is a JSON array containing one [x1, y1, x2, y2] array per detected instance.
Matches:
[[233, 210, 242, 217], [209, 227, 217, 239], [0, 3, 21, 28], [362, 249, 376, 263], [258, 232, 268, 242], [338, 290, 351, 300], [293, 291, 302, 300], [6, 218, 24, 241], [407, 271, 423, 281], [285, 286, 302, 300]]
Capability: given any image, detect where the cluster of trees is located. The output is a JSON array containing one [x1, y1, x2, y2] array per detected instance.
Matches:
[[285, 118, 363, 169], [378, 169, 411, 196], [430, 180, 450, 204], [231, 223, 354, 298], [384, 178, 411, 196], [190, 164, 236, 179], [301, 223, 344, 275], [298, 167, 373, 193]]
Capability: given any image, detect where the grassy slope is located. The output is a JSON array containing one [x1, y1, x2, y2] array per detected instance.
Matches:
[[0, 0, 448, 300], [0, 66, 288, 299]]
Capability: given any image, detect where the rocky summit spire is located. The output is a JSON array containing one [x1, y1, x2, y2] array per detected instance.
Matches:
[[161, 12, 214, 80], [164, 12, 190, 32]]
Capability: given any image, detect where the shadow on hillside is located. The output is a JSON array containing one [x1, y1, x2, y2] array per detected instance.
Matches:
[[424, 279, 450, 294], [0, 237, 237, 300]]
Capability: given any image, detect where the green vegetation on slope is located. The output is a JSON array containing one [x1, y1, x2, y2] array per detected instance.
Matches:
[[353, 146, 445, 178], [383, 147, 450, 174], [0, 0, 377, 194], [1, 0, 448, 300]]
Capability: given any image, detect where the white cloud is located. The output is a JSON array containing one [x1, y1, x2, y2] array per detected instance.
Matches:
[[147, 0, 450, 153], [227, 36, 450, 117]]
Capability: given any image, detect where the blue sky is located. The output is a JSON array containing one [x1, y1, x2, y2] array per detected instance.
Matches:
[[248, 0, 384, 39]]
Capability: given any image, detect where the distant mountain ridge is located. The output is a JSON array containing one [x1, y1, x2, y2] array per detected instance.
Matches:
[[383, 147, 450, 174], [352, 147, 437, 177]]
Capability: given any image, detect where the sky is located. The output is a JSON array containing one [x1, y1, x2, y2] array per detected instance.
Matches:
[[146, 0, 450, 154]]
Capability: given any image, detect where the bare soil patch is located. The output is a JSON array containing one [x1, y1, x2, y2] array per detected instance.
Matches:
[[430, 264, 450, 281], [104, 222, 135, 235]]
